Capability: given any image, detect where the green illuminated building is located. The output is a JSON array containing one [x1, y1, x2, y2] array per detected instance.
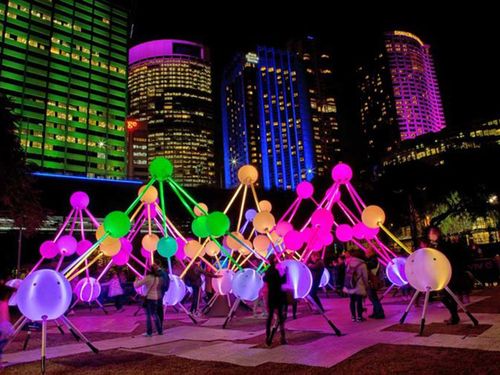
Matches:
[[0, 0, 128, 178]]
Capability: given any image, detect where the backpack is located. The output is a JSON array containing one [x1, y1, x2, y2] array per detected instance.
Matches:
[[344, 263, 362, 289], [368, 264, 384, 290]]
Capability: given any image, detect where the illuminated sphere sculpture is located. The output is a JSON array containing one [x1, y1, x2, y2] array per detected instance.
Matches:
[[331, 163, 352, 184], [6, 278, 22, 306], [70, 191, 90, 209], [204, 241, 220, 257], [74, 277, 101, 302], [76, 239, 93, 256], [138, 185, 158, 204], [296, 181, 314, 199], [336, 224, 353, 242], [232, 268, 263, 301], [211, 269, 234, 295], [17, 269, 72, 321], [194, 203, 208, 216], [319, 268, 330, 288], [191, 215, 210, 238], [100, 237, 121, 257], [237, 165, 259, 185], [56, 235, 78, 256], [142, 233, 160, 252], [284, 230, 304, 251], [39, 240, 59, 259], [386, 257, 408, 286], [103, 211, 131, 238], [163, 275, 186, 306], [361, 205, 386, 229], [253, 211, 276, 233], [245, 209, 257, 221], [405, 248, 452, 292], [277, 260, 313, 299], [149, 157, 173, 181], [157, 236, 178, 258], [206, 211, 230, 237], [258, 200, 272, 212]]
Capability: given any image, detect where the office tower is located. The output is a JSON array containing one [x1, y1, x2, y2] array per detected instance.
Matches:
[[128, 39, 216, 186], [0, 0, 129, 178], [222, 47, 314, 190]]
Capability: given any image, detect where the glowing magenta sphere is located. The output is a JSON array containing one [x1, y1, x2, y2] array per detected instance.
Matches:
[[6, 279, 22, 306], [277, 260, 313, 299], [119, 238, 133, 254], [352, 223, 366, 240], [296, 181, 314, 199], [311, 208, 334, 229], [76, 239, 93, 256], [112, 249, 130, 266], [405, 248, 452, 292], [318, 228, 334, 246], [386, 257, 408, 287], [331, 163, 353, 183], [275, 221, 293, 237], [175, 238, 187, 260], [56, 235, 77, 256], [74, 277, 101, 302], [307, 230, 325, 251], [232, 268, 263, 301], [335, 224, 353, 242], [163, 275, 186, 306], [211, 269, 234, 295], [39, 240, 59, 259], [319, 268, 330, 288], [140, 247, 150, 258], [17, 269, 72, 321], [284, 230, 304, 251], [70, 191, 90, 209]]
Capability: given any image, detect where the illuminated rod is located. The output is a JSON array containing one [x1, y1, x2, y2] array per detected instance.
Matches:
[[63, 233, 108, 276], [84, 208, 100, 228], [68, 208, 79, 236], [223, 184, 243, 214], [129, 253, 148, 270], [278, 197, 301, 222], [346, 182, 367, 208], [378, 223, 412, 254], [68, 253, 104, 282], [236, 185, 248, 231], [180, 238, 210, 279], [53, 209, 75, 241], [125, 177, 156, 215], [167, 177, 207, 215], [345, 183, 364, 215], [228, 232, 267, 263], [250, 184, 260, 210], [129, 202, 145, 223], [79, 210, 85, 239], [337, 202, 358, 225], [96, 260, 114, 282], [126, 262, 142, 278], [168, 181, 196, 218]]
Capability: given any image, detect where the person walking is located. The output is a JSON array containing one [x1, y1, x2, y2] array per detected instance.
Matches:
[[134, 266, 163, 337], [263, 254, 287, 346], [366, 248, 385, 319], [307, 252, 326, 312], [343, 249, 369, 322]]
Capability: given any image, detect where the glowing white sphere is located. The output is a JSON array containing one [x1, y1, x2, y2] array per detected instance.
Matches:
[[6, 278, 22, 306], [74, 277, 101, 302], [386, 257, 408, 287], [319, 268, 330, 288], [277, 260, 313, 299], [232, 268, 263, 301], [163, 275, 186, 306], [211, 269, 234, 296], [17, 269, 72, 321], [405, 248, 452, 292]]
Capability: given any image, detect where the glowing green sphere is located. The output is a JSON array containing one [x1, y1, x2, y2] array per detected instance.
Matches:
[[206, 211, 230, 237], [191, 215, 210, 238], [149, 157, 173, 181], [103, 211, 131, 238]]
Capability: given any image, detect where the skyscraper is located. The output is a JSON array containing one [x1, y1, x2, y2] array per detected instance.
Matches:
[[288, 36, 341, 176], [222, 47, 314, 191], [359, 30, 446, 162], [128, 39, 216, 186], [0, 0, 129, 178]]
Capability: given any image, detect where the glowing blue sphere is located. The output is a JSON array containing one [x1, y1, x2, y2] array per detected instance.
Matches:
[[232, 268, 263, 301], [277, 260, 313, 299], [319, 268, 330, 288], [163, 275, 186, 306], [386, 257, 408, 287], [17, 269, 72, 321]]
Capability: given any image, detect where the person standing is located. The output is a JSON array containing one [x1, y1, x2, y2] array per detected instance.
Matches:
[[134, 266, 163, 337], [156, 264, 170, 330], [105, 271, 125, 311], [263, 254, 287, 346], [184, 259, 219, 316], [366, 248, 385, 319], [343, 249, 369, 322], [307, 252, 326, 312]]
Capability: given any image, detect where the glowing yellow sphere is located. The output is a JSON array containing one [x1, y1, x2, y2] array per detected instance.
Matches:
[[238, 239, 253, 256], [253, 211, 276, 233], [361, 205, 386, 229], [138, 185, 158, 204], [258, 200, 272, 212], [253, 235, 270, 257], [142, 234, 160, 252], [237, 165, 259, 185], [405, 247, 452, 292], [225, 232, 245, 251], [185, 239, 204, 259], [100, 237, 121, 257], [95, 224, 105, 240], [204, 240, 220, 257]]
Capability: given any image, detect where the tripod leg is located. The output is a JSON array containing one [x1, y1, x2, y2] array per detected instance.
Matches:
[[380, 284, 395, 302], [223, 298, 240, 329], [445, 286, 479, 326], [95, 300, 108, 315], [306, 297, 342, 336], [41, 316, 47, 374], [60, 316, 99, 354], [6, 316, 28, 348], [54, 320, 65, 335], [400, 290, 420, 324], [419, 288, 431, 336], [22, 331, 31, 351], [177, 303, 198, 324]]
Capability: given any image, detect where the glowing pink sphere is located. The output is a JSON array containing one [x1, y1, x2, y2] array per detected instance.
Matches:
[[175, 238, 186, 260], [296, 181, 314, 199], [70, 191, 90, 209], [56, 235, 77, 256], [39, 240, 59, 259], [76, 240, 93, 256], [352, 223, 366, 240], [307, 231, 325, 251], [318, 228, 334, 246], [331, 163, 353, 183], [275, 221, 293, 237], [113, 249, 130, 266], [284, 230, 304, 251], [336, 224, 353, 242], [311, 208, 334, 229], [364, 226, 380, 240], [119, 238, 133, 254]]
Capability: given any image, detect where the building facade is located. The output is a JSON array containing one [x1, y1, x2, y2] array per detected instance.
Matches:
[[359, 30, 446, 163], [127, 39, 216, 186], [0, 0, 128, 178], [288, 36, 341, 176], [222, 46, 314, 191]]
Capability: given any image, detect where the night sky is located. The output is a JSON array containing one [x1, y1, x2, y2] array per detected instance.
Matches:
[[130, 2, 500, 140]]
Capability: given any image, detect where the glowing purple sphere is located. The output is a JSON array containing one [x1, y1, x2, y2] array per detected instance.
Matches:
[[74, 277, 101, 302], [17, 269, 72, 321], [163, 275, 186, 306], [232, 268, 263, 301], [277, 260, 313, 299], [70, 191, 90, 210], [245, 209, 257, 221], [296, 181, 314, 199], [331, 163, 353, 184], [386, 257, 408, 287]]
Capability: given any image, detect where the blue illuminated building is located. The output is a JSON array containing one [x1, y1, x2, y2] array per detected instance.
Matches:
[[222, 47, 314, 190]]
